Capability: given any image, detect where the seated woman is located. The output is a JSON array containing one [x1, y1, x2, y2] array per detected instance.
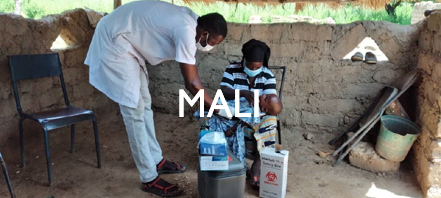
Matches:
[[200, 39, 282, 189]]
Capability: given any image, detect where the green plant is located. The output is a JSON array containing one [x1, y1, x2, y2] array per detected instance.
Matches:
[[0, 0, 15, 13], [23, 2, 44, 18], [1, 0, 415, 24]]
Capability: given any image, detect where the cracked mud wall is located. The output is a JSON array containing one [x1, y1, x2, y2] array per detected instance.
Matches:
[[0, 9, 421, 148], [413, 12, 441, 198], [149, 21, 421, 133]]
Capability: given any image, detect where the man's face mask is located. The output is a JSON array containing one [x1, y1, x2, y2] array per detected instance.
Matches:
[[196, 33, 214, 52]]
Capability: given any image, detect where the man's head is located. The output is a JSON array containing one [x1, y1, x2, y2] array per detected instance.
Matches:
[[259, 94, 282, 115], [196, 13, 227, 51]]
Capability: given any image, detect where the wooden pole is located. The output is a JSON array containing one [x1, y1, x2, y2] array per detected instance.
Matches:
[[14, 0, 22, 15], [114, 0, 122, 10]]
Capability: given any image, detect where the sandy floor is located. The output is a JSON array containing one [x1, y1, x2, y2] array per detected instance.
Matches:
[[0, 112, 422, 198]]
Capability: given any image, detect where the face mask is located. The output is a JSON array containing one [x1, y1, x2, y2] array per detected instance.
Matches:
[[196, 33, 214, 51], [243, 61, 263, 77]]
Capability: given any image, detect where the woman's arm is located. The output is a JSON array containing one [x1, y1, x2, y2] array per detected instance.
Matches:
[[221, 86, 254, 106], [220, 86, 235, 100]]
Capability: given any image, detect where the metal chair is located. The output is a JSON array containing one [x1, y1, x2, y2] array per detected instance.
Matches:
[[245, 66, 286, 159], [8, 53, 101, 186], [268, 66, 287, 145], [0, 153, 16, 198]]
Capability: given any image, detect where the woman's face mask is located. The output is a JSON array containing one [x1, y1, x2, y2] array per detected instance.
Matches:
[[196, 33, 214, 52], [243, 60, 263, 77]]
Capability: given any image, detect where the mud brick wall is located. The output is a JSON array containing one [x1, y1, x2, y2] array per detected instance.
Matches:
[[149, 21, 421, 133], [0, 10, 120, 146], [413, 12, 441, 198], [0, 9, 422, 147], [411, 2, 441, 24]]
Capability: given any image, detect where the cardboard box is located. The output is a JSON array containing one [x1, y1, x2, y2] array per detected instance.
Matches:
[[200, 142, 227, 156], [199, 130, 228, 171], [199, 155, 228, 171], [260, 148, 289, 198]]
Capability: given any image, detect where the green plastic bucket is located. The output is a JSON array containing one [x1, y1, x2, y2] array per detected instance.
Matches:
[[375, 115, 421, 162]]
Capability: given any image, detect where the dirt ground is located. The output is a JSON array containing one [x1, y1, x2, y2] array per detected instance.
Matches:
[[0, 112, 423, 198]]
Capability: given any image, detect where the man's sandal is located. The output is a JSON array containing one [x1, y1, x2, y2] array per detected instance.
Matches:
[[141, 177, 183, 197], [157, 159, 188, 175]]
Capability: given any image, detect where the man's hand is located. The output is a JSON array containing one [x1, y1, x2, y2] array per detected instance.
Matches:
[[240, 90, 254, 106], [179, 62, 214, 108]]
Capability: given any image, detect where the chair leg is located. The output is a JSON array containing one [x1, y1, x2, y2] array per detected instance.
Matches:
[[18, 118, 25, 168], [0, 153, 16, 198], [276, 119, 281, 145], [92, 118, 101, 168], [42, 128, 52, 186], [70, 124, 75, 153]]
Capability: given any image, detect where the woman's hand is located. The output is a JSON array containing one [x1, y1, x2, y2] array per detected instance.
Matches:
[[225, 121, 241, 137], [240, 90, 254, 106]]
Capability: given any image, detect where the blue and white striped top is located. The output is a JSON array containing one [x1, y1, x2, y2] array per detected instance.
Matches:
[[220, 63, 277, 95]]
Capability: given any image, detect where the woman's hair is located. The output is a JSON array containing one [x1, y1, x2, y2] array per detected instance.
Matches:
[[197, 13, 228, 38], [241, 39, 271, 67]]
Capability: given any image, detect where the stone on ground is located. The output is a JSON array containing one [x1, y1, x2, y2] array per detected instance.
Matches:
[[349, 142, 400, 173]]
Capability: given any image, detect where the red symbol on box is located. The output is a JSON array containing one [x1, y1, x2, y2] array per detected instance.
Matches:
[[266, 171, 277, 182]]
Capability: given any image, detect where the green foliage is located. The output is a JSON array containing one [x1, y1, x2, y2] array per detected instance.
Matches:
[[23, 2, 45, 18], [293, 3, 413, 25], [175, 0, 413, 25], [2, 0, 114, 19], [0, 0, 414, 24], [0, 0, 15, 13]]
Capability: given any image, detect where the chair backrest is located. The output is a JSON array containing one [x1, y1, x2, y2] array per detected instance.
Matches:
[[8, 53, 70, 113], [267, 66, 287, 102], [8, 54, 63, 80], [267, 66, 286, 145]]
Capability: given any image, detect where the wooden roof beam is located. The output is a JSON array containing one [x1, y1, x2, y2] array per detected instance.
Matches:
[[114, 0, 122, 10]]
